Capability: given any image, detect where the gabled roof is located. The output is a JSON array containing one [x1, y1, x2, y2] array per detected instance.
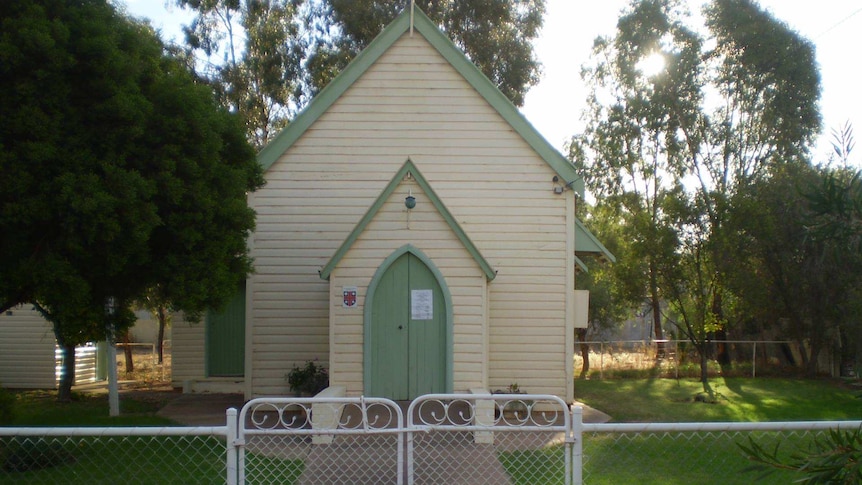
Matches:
[[257, 7, 583, 196], [575, 219, 616, 263], [319, 159, 497, 281]]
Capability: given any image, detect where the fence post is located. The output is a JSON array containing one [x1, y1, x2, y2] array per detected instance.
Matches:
[[752, 342, 757, 378], [600, 341, 604, 379], [571, 405, 583, 485], [226, 407, 238, 485]]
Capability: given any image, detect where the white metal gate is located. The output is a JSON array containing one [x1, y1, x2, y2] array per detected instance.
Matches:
[[233, 394, 575, 485]]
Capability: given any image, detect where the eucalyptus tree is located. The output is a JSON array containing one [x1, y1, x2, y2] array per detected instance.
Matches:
[[1, 0, 263, 400], [178, 0, 546, 133], [177, 0, 305, 149], [571, 0, 821, 386], [695, 0, 820, 357], [570, 0, 705, 352]]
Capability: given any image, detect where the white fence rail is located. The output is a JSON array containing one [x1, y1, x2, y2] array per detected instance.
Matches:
[[1, 395, 859, 484]]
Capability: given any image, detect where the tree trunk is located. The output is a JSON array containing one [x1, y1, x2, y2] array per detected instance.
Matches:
[[712, 290, 731, 367], [577, 328, 590, 379], [156, 306, 167, 365], [698, 347, 714, 400], [57, 342, 76, 402], [649, 273, 665, 357], [805, 337, 822, 377], [121, 330, 134, 374]]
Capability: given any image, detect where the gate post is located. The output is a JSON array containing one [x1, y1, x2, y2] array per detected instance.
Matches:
[[571, 405, 583, 485], [226, 407, 238, 485]]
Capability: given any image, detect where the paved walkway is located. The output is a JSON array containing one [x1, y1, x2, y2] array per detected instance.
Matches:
[[156, 392, 247, 426]]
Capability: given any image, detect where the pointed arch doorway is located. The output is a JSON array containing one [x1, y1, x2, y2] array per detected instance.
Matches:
[[365, 246, 452, 400]]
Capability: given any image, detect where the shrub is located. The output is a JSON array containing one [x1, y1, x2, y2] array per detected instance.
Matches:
[[286, 360, 329, 396], [0, 386, 14, 424], [2, 439, 76, 472], [740, 425, 862, 483]]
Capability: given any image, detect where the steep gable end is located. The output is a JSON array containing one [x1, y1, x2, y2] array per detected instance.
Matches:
[[257, 7, 583, 195], [319, 159, 496, 281]]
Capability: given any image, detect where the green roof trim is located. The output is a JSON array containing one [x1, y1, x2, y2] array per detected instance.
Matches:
[[319, 159, 497, 281], [575, 219, 616, 263], [257, 7, 583, 196]]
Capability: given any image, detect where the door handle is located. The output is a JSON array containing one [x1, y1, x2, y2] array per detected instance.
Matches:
[[398, 325, 403, 330]]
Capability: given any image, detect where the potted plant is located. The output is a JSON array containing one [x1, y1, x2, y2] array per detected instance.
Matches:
[[286, 360, 329, 396]]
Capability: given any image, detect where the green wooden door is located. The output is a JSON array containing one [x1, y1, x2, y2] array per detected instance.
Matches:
[[368, 253, 447, 399], [206, 282, 245, 377]]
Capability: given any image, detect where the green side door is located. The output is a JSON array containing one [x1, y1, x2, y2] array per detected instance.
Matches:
[[206, 281, 246, 377], [368, 253, 447, 400]]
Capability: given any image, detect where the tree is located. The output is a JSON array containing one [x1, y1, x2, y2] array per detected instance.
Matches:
[[138, 287, 174, 365], [307, 0, 545, 107], [807, 123, 861, 250], [571, 0, 821, 389], [659, 192, 729, 398], [177, 0, 305, 150], [570, 0, 706, 355], [176, 0, 545, 147], [575, 203, 644, 378], [721, 122, 862, 378], [0, 0, 263, 401]]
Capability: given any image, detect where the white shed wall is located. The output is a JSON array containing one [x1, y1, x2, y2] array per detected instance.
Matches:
[[0, 305, 57, 389]]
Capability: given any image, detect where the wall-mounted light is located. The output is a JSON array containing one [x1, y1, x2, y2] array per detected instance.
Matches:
[[553, 175, 574, 194], [405, 190, 416, 209]]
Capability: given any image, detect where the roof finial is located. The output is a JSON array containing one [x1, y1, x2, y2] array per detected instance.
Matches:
[[410, 0, 415, 36]]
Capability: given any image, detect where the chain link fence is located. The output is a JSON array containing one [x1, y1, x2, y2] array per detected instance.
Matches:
[[407, 394, 571, 485], [238, 397, 404, 485], [2, 397, 859, 484], [575, 340, 809, 379], [0, 426, 230, 484], [578, 419, 862, 485]]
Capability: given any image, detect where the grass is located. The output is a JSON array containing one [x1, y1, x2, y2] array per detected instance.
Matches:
[[3, 436, 230, 484], [3, 390, 176, 427], [574, 376, 862, 422], [500, 377, 862, 484], [2, 390, 304, 484], [4, 379, 860, 484]]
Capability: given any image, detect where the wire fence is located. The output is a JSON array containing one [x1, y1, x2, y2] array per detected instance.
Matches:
[[1, 397, 859, 484], [574, 340, 810, 379], [0, 424, 232, 484]]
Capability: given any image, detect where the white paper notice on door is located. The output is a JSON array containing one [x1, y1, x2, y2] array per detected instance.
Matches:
[[411, 289, 433, 320]]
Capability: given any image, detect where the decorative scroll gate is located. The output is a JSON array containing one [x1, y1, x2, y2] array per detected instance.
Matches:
[[234, 394, 574, 485]]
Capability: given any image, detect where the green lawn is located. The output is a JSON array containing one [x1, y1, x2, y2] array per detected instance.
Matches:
[[1, 391, 303, 484], [574, 376, 862, 422], [3, 380, 860, 484], [3, 390, 175, 427], [501, 377, 862, 484]]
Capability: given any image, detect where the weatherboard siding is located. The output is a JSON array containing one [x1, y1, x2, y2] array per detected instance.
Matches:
[[328, 177, 489, 396], [250, 31, 572, 399], [0, 306, 108, 389], [0, 306, 57, 388], [171, 319, 205, 387]]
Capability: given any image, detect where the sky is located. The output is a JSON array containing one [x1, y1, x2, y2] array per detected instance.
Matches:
[[124, 0, 862, 163]]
